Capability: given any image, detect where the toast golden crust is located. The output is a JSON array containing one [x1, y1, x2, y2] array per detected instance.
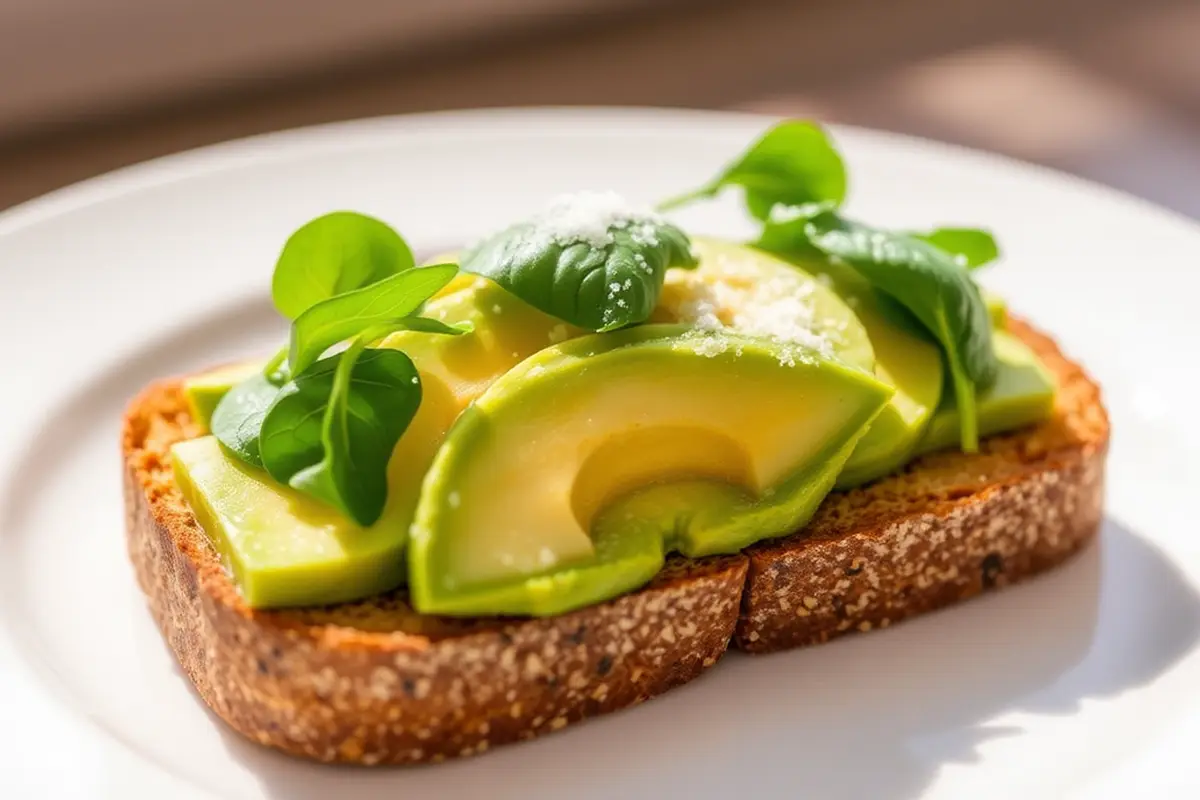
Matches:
[[124, 388, 745, 763], [122, 318, 1107, 764]]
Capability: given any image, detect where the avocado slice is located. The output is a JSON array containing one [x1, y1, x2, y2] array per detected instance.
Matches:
[[985, 290, 1008, 329], [172, 436, 412, 607], [916, 329, 1056, 455], [658, 238, 875, 373], [183, 361, 263, 431], [409, 324, 892, 617], [175, 240, 879, 609], [834, 289, 945, 488], [173, 278, 569, 609], [764, 256, 945, 489]]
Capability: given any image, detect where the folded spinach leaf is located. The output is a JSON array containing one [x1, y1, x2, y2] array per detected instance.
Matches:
[[259, 337, 421, 526]]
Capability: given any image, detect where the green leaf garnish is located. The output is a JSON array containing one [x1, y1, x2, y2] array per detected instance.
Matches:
[[271, 211, 415, 320], [210, 373, 279, 468], [287, 263, 460, 374], [912, 227, 1000, 270], [461, 193, 697, 331], [259, 335, 422, 526], [658, 121, 846, 219], [759, 210, 998, 451]]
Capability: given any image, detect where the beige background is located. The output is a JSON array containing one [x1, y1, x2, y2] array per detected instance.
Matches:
[[1, 0, 1197, 217]]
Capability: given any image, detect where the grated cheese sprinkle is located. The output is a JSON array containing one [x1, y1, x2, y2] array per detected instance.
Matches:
[[659, 252, 843, 365], [525, 190, 663, 249]]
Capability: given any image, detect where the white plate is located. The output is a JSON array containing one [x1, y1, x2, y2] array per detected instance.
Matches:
[[2, 108, 1199, 800]]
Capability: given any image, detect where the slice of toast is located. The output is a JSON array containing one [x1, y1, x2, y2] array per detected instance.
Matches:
[[122, 318, 1108, 764]]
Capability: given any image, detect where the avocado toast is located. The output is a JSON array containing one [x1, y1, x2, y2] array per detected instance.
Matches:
[[122, 121, 1108, 764]]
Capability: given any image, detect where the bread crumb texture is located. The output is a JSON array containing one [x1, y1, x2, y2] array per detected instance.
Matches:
[[122, 318, 1107, 764]]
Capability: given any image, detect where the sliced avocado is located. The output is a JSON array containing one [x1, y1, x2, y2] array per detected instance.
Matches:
[[834, 289, 944, 488], [177, 240, 879, 609], [985, 290, 1008, 329], [177, 276, 572, 608], [658, 238, 875, 373], [172, 436, 412, 607], [916, 329, 1055, 455], [409, 324, 892, 617], [183, 361, 263, 430], [766, 256, 945, 489]]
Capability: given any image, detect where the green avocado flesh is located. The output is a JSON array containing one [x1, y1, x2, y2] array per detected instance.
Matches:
[[183, 361, 262, 431], [985, 291, 1008, 328], [916, 329, 1056, 455], [408, 325, 892, 617], [171, 235, 1049, 615], [792, 258, 945, 489], [172, 436, 411, 607]]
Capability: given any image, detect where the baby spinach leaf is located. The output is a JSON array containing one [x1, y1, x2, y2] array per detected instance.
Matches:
[[271, 211, 415, 320], [658, 121, 846, 219], [912, 227, 999, 270], [210, 373, 279, 468], [287, 263, 459, 374], [461, 217, 697, 332], [259, 336, 421, 526], [798, 211, 998, 451]]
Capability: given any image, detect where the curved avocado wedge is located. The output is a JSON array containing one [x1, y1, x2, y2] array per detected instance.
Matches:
[[771, 256, 945, 489], [409, 324, 892, 617], [659, 238, 875, 373], [916, 329, 1056, 455], [172, 240, 881, 610]]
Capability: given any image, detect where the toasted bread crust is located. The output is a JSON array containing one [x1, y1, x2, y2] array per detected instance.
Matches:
[[124, 413, 744, 763], [736, 320, 1108, 651], [122, 318, 1107, 764]]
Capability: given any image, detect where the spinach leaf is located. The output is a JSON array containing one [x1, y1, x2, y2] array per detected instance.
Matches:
[[210, 373, 279, 468], [658, 121, 846, 219], [801, 212, 998, 450], [758, 211, 997, 451], [271, 211, 415, 320], [461, 214, 697, 331], [287, 263, 460, 374], [912, 227, 999, 270], [259, 336, 421, 526]]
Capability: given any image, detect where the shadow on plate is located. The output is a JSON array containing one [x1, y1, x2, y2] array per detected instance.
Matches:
[[206, 517, 1199, 800]]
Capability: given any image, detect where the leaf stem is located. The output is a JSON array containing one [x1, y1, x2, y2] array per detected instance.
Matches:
[[950, 363, 980, 453], [262, 345, 289, 384]]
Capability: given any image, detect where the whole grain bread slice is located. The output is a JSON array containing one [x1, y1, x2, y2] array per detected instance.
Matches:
[[122, 318, 1107, 764]]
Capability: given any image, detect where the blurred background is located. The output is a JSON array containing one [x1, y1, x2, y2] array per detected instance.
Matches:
[[1, 0, 1197, 217]]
